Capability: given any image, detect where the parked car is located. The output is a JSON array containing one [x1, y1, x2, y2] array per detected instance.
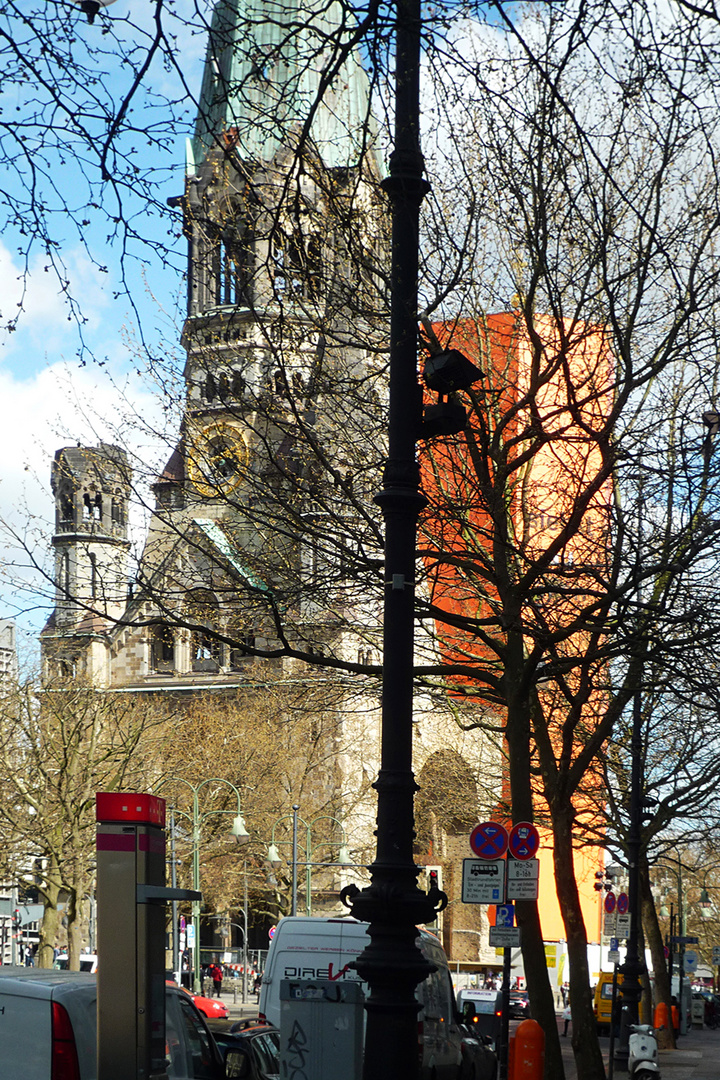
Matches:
[[167, 980, 229, 1020], [53, 953, 98, 974], [212, 1018, 279, 1079], [0, 969, 239, 1079], [508, 990, 531, 1019]]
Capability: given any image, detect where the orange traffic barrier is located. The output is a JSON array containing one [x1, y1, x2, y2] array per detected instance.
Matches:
[[654, 1002, 670, 1031], [508, 1029, 516, 1078], [510, 1018, 545, 1080], [671, 1004, 680, 1035]]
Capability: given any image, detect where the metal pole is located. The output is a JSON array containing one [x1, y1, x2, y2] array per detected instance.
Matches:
[[499, 946, 511, 1080], [242, 862, 248, 1005], [614, 688, 645, 1070], [192, 792, 201, 993], [341, 1, 444, 1077], [171, 807, 180, 979], [10, 886, 17, 967], [678, 859, 685, 1035], [306, 821, 312, 917], [291, 805, 299, 918]]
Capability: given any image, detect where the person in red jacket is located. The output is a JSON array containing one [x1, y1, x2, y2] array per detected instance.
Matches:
[[208, 961, 223, 998]]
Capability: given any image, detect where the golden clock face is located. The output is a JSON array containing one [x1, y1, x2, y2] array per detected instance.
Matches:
[[187, 421, 249, 498]]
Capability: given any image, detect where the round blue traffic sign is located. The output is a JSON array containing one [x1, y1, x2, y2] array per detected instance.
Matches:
[[508, 821, 540, 861], [616, 892, 629, 915], [604, 892, 616, 914], [470, 821, 509, 860]]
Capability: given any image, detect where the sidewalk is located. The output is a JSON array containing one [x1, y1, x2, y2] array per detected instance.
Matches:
[[561, 1024, 720, 1079]]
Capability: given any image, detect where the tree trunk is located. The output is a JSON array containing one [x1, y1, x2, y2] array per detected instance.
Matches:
[[66, 887, 83, 971], [640, 856, 674, 1049], [552, 809, 606, 1080], [37, 860, 63, 969], [505, 653, 565, 1080]]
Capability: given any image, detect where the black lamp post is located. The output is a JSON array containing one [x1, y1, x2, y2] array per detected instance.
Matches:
[[338, 0, 462, 1076]]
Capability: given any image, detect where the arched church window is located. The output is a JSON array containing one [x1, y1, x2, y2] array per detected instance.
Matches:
[[93, 494, 102, 521], [83, 493, 92, 519], [272, 229, 322, 301], [211, 222, 253, 307], [60, 490, 74, 525], [231, 371, 245, 397], [111, 497, 125, 527], [61, 551, 70, 595], [151, 623, 175, 673], [192, 629, 221, 672], [205, 373, 216, 402], [218, 371, 230, 399]]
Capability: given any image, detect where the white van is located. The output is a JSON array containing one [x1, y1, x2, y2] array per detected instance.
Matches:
[[0, 970, 232, 1080], [258, 916, 489, 1080]]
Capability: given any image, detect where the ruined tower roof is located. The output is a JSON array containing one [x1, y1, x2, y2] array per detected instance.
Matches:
[[190, 0, 378, 171]]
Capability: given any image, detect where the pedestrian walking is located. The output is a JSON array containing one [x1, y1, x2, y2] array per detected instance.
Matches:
[[209, 961, 223, 998], [562, 1004, 571, 1036]]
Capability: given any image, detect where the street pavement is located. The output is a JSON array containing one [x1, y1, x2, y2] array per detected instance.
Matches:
[[216, 990, 720, 1078], [559, 1017, 720, 1080]]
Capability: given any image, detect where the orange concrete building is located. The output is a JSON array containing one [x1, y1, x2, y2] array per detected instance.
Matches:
[[419, 312, 612, 963]]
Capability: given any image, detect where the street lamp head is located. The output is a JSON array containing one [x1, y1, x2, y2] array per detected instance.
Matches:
[[338, 843, 352, 867], [267, 843, 282, 868], [76, 0, 116, 23], [423, 349, 483, 394], [230, 814, 250, 845]]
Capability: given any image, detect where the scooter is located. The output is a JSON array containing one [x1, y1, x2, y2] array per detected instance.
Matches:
[[628, 1023, 660, 1079]]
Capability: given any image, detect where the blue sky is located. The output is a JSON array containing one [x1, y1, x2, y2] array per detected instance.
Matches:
[[0, 1, 212, 664]]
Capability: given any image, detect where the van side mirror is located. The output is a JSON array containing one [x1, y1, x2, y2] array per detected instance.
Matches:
[[224, 1047, 250, 1078]]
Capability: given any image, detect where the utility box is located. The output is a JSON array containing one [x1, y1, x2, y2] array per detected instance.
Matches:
[[692, 997, 706, 1028], [279, 979, 364, 1080], [96, 792, 168, 1080]]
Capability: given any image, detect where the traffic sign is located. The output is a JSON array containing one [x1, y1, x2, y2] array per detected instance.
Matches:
[[616, 892, 629, 915], [462, 858, 506, 903], [470, 821, 509, 860], [610, 937, 619, 951], [712, 945, 720, 965], [507, 858, 540, 901], [616, 913, 631, 939], [608, 948, 620, 964], [495, 904, 515, 928], [684, 950, 698, 973], [268, 924, 277, 940], [508, 822, 540, 861], [186, 924, 195, 947], [603, 911, 617, 937], [489, 926, 522, 948], [604, 892, 616, 914]]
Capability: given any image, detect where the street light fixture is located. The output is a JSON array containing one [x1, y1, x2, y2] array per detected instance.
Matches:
[[266, 804, 354, 917], [160, 777, 248, 992]]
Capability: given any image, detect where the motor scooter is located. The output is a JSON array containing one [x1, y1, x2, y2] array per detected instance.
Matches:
[[628, 1023, 660, 1079]]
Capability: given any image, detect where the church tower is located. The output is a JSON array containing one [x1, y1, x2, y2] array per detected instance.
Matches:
[[41, 0, 384, 689], [42, 444, 131, 682]]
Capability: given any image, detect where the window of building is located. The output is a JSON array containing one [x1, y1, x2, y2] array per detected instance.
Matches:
[[60, 490, 74, 524], [211, 223, 253, 307], [151, 624, 175, 673], [192, 630, 221, 673], [89, 553, 97, 598], [272, 228, 321, 301], [111, 497, 125, 526]]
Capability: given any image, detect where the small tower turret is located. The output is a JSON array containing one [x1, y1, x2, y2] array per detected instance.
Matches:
[[48, 443, 131, 629]]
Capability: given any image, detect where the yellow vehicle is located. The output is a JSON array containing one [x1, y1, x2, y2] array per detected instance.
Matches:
[[593, 973, 649, 1030]]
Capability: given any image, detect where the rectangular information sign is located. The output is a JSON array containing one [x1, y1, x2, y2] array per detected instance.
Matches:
[[461, 858, 506, 904], [506, 858, 539, 900], [615, 914, 631, 939], [489, 926, 522, 947], [603, 911, 617, 937]]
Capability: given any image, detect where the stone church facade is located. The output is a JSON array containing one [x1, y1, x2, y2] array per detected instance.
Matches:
[[39, 0, 502, 968]]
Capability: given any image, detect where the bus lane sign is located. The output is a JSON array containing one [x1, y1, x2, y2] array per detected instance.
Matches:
[[462, 858, 506, 903]]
